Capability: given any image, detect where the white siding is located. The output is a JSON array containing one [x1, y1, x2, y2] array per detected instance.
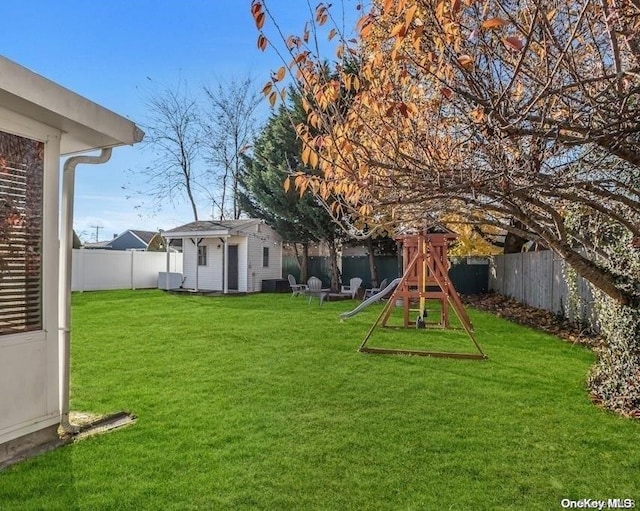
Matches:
[[182, 238, 224, 291], [174, 222, 282, 293], [227, 236, 248, 292], [246, 224, 283, 292], [0, 112, 62, 445]]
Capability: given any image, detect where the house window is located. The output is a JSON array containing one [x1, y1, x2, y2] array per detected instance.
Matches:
[[0, 131, 44, 335], [198, 245, 207, 266], [262, 246, 269, 267]]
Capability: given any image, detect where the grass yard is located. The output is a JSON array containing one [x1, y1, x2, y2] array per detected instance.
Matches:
[[1, 290, 639, 510]]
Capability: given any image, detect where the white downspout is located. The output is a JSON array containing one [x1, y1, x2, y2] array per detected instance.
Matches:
[[59, 148, 113, 434]]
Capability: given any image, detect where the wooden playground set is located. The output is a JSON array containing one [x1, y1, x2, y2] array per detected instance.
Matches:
[[356, 228, 487, 360]]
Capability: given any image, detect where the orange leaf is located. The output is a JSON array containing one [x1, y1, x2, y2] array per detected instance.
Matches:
[[360, 21, 373, 38], [504, 36, 524, 51], [283, 176, 291, 193], [261, 81, 273, 96], [390, 23, 406, 38], [328, 28, 337, 41], [309, 151, 318, 168], [405, 4, 417, 28], [257, 34, 268, 51], [301, 145, 311, 165], [481, 17, 509, 30], [268, 91, 277, 107], [441, 87, 453, 99], [255, 12, 265, 30], [451, 0, 462, 14], [457, 54, 474, 69], [275, 66, 286, 82]]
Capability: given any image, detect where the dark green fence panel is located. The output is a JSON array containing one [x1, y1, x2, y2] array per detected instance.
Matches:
[[282, 255, 333, 287], [282, 255, 488, 294], [448, 259, 489, 294], [282, 256, 300, 281], [342, 256, 399, 288]]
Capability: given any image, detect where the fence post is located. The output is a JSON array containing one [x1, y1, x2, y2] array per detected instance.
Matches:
[[131, 250, 135, 290]]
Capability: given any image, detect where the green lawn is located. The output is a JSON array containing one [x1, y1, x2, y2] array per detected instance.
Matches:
[[1, 290, 638, 510]]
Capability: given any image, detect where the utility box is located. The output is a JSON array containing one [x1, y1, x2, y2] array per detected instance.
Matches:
[[158, 272, 184, 290]]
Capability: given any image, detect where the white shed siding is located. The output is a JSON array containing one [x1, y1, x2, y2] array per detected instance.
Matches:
[[172, 221, 282, 293], [246, 224, 283, 292], [198, 239, 223, 290], [227, 236, 248, 292], [182, 239, 196, 289], [182, 238, 224, 291]]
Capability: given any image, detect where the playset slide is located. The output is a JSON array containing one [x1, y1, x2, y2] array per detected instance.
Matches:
[[339, 277, 402, 319]]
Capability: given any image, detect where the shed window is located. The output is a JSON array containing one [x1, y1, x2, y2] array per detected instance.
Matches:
[[262, 247, 269, 267], [0, 131, 44, 335], [198, 245, 207, 266]]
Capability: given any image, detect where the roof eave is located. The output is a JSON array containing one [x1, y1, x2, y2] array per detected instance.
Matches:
[[0, 55, 144, 154], [163, 230, 231, 238]]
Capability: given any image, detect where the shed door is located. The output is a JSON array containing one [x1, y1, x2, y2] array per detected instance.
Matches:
[[227, 245, 239, 291]]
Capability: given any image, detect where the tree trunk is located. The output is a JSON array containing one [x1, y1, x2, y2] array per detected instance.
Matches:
[[301, 243, 309, 283], [550, 241, 638, 307], [367, 237, 379, 287], [327, 239, 341, 292], [185, 180, 199, 221]]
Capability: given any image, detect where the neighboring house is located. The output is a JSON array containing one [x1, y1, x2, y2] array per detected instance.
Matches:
[[83, 229, 158, 251], [163, 220, 282, 293], [0, 55, 143, 464]]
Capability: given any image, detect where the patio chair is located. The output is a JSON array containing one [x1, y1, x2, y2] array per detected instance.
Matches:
[[305, 276, 328, 305], [340, 277, 362, 299], [363, 278, 389, 300], [288, 274, 307, 297]]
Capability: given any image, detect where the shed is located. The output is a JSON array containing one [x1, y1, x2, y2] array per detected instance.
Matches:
[[0, 55, 143, 464], [163, 220, 282, 293]]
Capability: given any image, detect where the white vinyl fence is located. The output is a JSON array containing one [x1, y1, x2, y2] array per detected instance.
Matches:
[[72, 250, 183, 292], [489, 251, 597, 328]]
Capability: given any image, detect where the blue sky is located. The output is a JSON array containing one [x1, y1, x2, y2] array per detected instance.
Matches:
[[2, 1, 355, 241]]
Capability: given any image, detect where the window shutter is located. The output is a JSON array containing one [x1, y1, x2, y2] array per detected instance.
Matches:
[[0, 131, 44, 335]]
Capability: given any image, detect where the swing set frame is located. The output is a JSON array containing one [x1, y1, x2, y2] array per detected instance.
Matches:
[[359, 230, 487, 360]]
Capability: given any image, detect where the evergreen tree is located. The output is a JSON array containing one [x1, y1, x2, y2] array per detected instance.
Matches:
[[239, 89, 343, 289]]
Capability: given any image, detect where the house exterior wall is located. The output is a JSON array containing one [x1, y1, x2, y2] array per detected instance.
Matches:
[[246, 224, 283, 292], [0, 109, 62, 448]]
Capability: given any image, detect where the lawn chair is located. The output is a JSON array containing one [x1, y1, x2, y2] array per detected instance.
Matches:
[[305, 276, 329, 305], [288, 274, 307, 297], [363, 278, 388, 300], [340, 277, 362, 299]]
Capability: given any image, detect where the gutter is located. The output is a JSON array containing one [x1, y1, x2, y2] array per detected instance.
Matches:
[[59, 148, 113, 434]]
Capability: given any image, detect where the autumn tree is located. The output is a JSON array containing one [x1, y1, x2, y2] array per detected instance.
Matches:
[[252, 0, 640, 415]]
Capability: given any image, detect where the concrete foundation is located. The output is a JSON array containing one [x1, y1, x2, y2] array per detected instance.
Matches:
[[0, 424, 63, 470]]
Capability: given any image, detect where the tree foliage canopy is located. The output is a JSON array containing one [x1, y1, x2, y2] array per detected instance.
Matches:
[[252, 0, 640, 415], [252, 0, 640, 306]]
